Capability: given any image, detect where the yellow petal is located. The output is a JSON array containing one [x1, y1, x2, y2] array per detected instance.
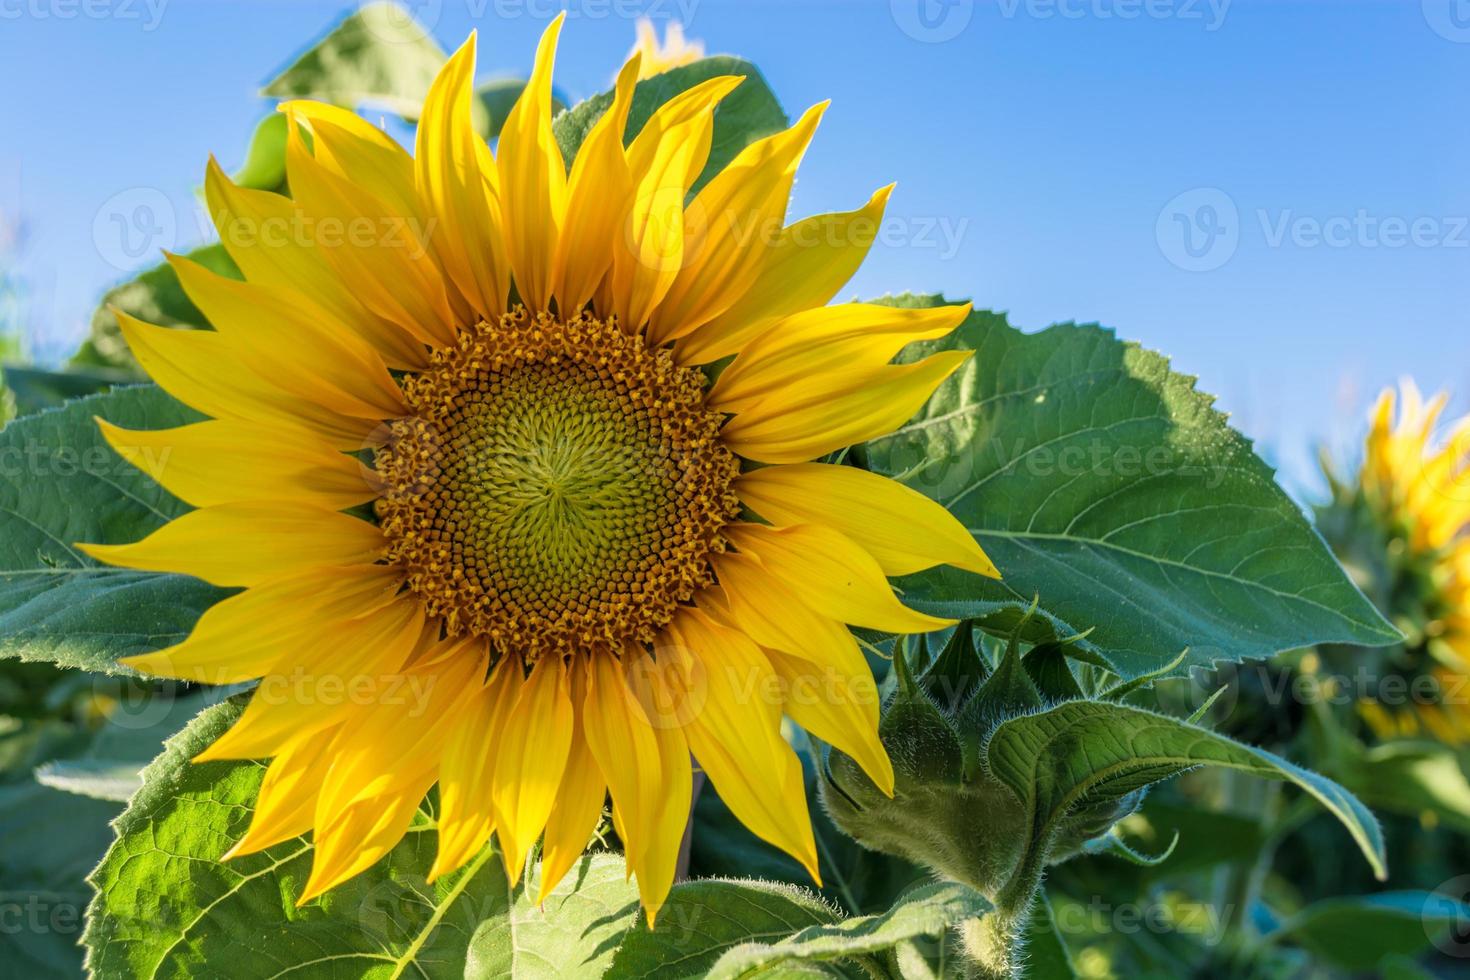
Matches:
[[551, 54, 638, 314], [97, 417, 379, 511], [536, 662, 608, 902], [493, 655, 573, 886], [581, 652, 661, 873], [622, 647, 692, 925], [720, 351, 973, 464], [311, 648, 486, 813], [203, 158, 430, 371], [299, 782, 428, 904], [223, 723, 342, 859], [708, 555, 867, 671], [735, 463, 997, 578], [763, 646, 893, 797], [700, 564, 890, 794], [673, 184, 894, 365], [281, 101, 424, 233], [499, 14, 568, 312], [417, 33, 511, 320], [113, 311, 382, 450], [79, 502, 385, 588], [724, 522, 953, 633], [121, 563, 405, 684], [708, 302, 971, 414], [192, 596, 425, 762], [432, 655, 524, 881], [660, 609, 819, 880], [610, 75, 744, 330], [285, 114, 457, 348], [169, 243, 406, 421], [648, 103, 826, 346]]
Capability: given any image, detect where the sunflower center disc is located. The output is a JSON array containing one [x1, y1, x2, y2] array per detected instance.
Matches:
[[377, 309, 740, 656]]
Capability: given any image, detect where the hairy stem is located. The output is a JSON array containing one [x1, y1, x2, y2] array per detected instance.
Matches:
[[958, 837, 1048, 978]]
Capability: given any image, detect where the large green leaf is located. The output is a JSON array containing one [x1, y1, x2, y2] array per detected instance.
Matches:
[[85, 695, 644, 978], [77, 243, 239, 372], [859, 295, 1398, 677], [0, 777, 119, 977], [35, 689, 219, 802], [0, 386, 224, 674], [609, 879, 841, 978], [0, 698, 120, 977], [986, 700, 1386, 881], [703, 882, 989, 980], [553, 56, 787, 196], [261, 1, 446, 120], [1337, 739, 1470, 834], [1265, 891, 1470, 971], [1, 365, 128, 417], [1020, 894, 1077, 979]]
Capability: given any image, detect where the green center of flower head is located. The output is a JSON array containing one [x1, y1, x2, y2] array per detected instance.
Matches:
[[376, 309, 740, 657]]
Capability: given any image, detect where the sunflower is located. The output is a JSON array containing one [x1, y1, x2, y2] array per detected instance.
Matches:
[[1322, 381, 1470, 744], [80, 17, 997, 921], [630, 18, 704, 78]]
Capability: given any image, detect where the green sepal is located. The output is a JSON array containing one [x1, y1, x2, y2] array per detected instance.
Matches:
[[1023, 642, 1084, 702], [920, 620, 986, 712]]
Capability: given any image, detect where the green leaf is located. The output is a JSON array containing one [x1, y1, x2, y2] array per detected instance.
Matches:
[[35, 689, 217, 802], [986, 699, 1386, 881], [1020, 894, 1078, 979], [260, 1, 447, 119], [231, 112, 288, 192], [77, 243, 240, 372], [0, 777, 118, 977], [1116, 798, 1266, 880], [610, 878, 841, 978], [553, 56, 787, 196], [476, 79, 565, 142], [704, 882, 990, 979], [1265, 891, 1470, 971], [1, 365, 128, 416], [1078, 828, 1178, 867], [859, 295, 1399, 677], [1338, 739, 1470, 834], [0, 386, 225, 674], [85, 695, 644, 978]]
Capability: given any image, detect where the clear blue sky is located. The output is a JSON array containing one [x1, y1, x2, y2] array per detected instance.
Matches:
[[2, 0, 1467, 492]]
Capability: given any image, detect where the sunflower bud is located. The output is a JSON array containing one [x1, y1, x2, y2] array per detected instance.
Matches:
[[820, 617, 1141, 898]]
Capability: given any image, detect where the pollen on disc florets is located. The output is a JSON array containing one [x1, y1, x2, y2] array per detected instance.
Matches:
[[376, 307, 741, 657]]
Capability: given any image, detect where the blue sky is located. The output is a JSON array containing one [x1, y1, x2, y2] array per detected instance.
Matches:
[[2, 0, 1467, 492]]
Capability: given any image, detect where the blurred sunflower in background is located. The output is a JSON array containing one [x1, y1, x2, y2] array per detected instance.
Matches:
[[630, 17, 705, 78], [80, 16, 999, 921], [1318, 380, 1470, 744]]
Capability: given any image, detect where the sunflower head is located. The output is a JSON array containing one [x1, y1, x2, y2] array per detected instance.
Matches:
[[81, 16, 998, 922], [1319, 381, 1470, 743]]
